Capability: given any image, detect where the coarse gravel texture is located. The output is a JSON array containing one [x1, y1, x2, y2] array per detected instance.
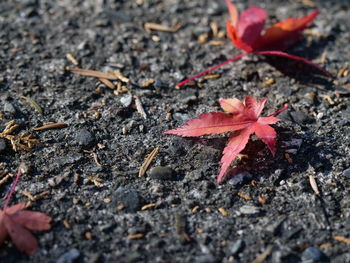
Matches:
[[1, 0, 350, 262]]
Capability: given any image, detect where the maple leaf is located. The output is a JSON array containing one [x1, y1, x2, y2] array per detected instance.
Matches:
[[164, 96, 288, 184], [177, 0, 330, 87], [0, 168, 52, 256]]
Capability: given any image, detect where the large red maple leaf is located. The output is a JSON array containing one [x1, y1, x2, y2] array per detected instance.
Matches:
[[164, 96, 288, 183], [177, 0, 330, 87]]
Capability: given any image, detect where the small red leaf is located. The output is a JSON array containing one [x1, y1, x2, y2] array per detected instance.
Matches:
[[164, 97, 288, 183]]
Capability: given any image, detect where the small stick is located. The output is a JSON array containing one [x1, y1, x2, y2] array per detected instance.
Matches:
[[66, 53, 79, 65], [309, 175, 320, 196], [99, 78, 116, 89], [134, 96, 147, 119], [141, 203, 156, 211], [20, 96, 43, 114], [66, 67, 119, 80], [34, 122, 68, 131], [252, 246, 273, 263], [144, 22, 181, 33], [138, 147, 160, 177]]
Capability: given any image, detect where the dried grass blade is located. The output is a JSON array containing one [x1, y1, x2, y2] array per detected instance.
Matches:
[[66, 67, 118, 80], [139, 147, 160, 177]]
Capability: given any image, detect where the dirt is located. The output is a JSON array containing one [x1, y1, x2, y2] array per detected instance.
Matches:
[[0, 0, 350, 262]]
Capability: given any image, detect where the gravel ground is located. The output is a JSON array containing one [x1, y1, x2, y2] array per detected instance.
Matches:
[[1, 0, 350, 262]]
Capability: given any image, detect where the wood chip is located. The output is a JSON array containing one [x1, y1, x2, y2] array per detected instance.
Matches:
[[99, 78, 116, 89], [321, 95, 335, 105], [117, 204, 125, 211], [198, 33, 209, 44], [337, 66, 349, 78], [144, 22, 181, 33], [66, 67, 118, 80], [210, 22, 219, 37], [301, 0, 316, 7], [88, 176, 103, 187], [103, 198, 111, 204], [309, 174, 320, 196], [85, 232, 93, 240], [111, 70, 129, 83], [34, 122, 68, 131], [209, 40, 225, 46], [20, 96, 43, 114], [320, 242, 332, 248], [334, 236, 350, 245], [141, 203, 156, 211], [237, 192, 252, 200], [252, 246, 273, 263], [134, 95, 147, 119], [284, 153, 293, 163], [218, 207, 228, 216], [191, 206, 199, 213], [0, 173, 12, 186], [21, 190, 35, 201], [321, 52, 327, 64], [140, 79, 155, 87], [66, 53, 79, 65], [258, 194, 267, 205], [84, 150, 103, 166], [262, 78, 275, 87], [127, 233, 144, 240], [203, 74, 221, 80], [138, 147, 160, 177], [63, 219, 71, 229]]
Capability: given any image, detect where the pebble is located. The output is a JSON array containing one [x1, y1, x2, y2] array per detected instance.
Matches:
[[239, 205, 260, 215], [0, 139, 6, 152], [229, 240, 244, 255], [227, 171, 252, 186], [3, 102, 16, 115], [149, 166, 175, 180], [343, 168, 350, 179], [290, 110, 313, 124], [75, 128, 95, 146], [301, 247, 327, 263], [120, 93, 133, 108], [57, 248, 80, 263], [113, 187, 142, 212], [178, 89, 197, 104]]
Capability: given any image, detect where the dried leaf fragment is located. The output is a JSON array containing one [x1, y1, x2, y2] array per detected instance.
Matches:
[[144, 22, 181, 33]]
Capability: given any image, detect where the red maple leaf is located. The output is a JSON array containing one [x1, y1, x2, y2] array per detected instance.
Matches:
[[0, 169, 52, 256], [164, 96, 288, 184], [177, 0, 330, 87]]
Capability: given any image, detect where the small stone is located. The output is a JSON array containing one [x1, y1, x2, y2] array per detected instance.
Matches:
[[0, 139, 6, 152], [149, 166, 175, 180], [179, 89, 197, 104], [57, 248, 80, 263], [343, 168, 350, 179], [227, 170, 252, 186], [75, 128, 95, 146], [3, 102, 16, 115], [229, 240, 245, 254], [302, 247, 327, 263], [19, 162, 31, 174], [290, 110, 313, 124], [239, 205, 260, 215], [113, 187, 142, 212], [120, 93, 132, 108]]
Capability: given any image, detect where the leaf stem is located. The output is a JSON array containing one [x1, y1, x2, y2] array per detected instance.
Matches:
[[176, 52, 249, 88], [3, 168, 21, 210], [267, 104, 288, 117]]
